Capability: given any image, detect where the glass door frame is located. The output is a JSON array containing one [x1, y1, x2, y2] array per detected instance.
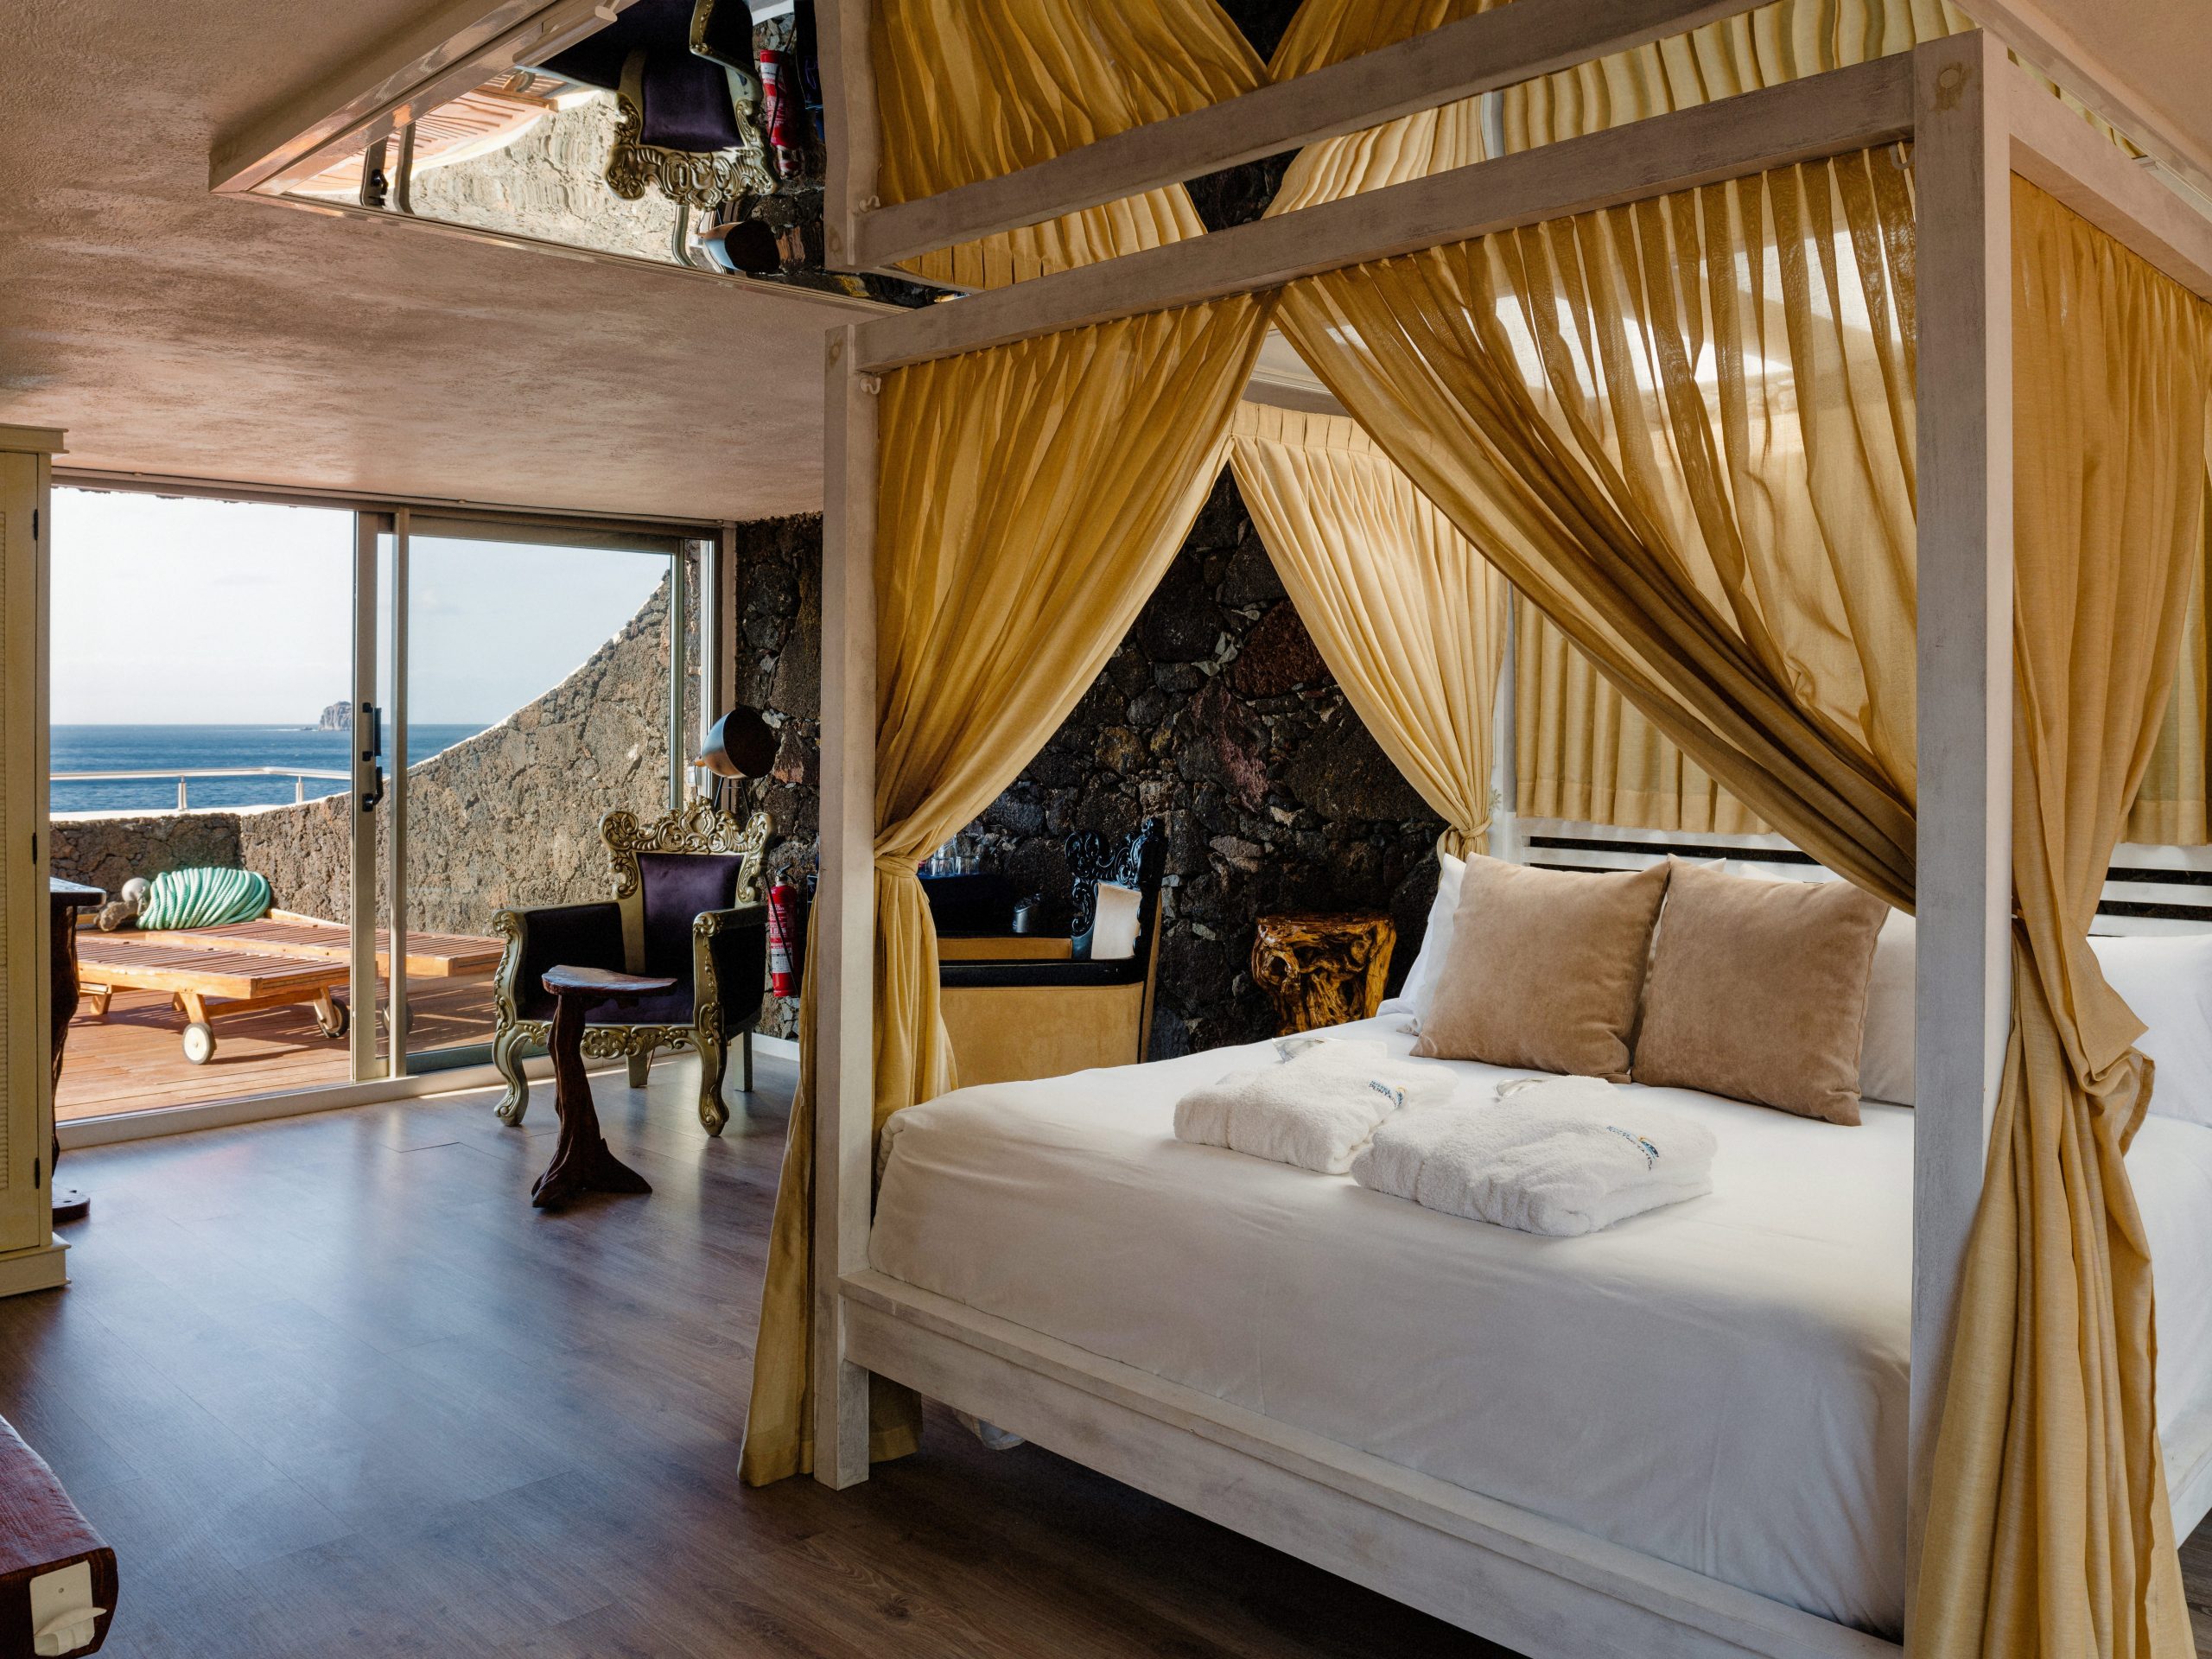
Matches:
[[354, 508, 713, 1083]]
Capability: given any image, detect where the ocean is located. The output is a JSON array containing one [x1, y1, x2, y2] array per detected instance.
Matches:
[[50, 724, 487, 815]]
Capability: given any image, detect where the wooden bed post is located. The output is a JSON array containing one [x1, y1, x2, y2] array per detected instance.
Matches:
[[1904, 30, 2014, 1637], [813, 323, 879, 1489], [817, 0, 878, 277]]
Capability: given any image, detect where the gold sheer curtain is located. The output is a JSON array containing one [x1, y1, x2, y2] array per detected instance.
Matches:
[[1227, 402, 1509, 855], [872, 0, 1260, 288], [1516, 597, 1767, 833], [1269, 0, 1967, 215], [1279, 148, 1920, 904], [1914, 181, 2212, 1659], [2126, 540, 2209, 844], [741, 297, 1271, 1486]]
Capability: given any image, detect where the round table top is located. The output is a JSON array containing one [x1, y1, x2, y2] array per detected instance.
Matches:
[[543, 964, 678, 997]]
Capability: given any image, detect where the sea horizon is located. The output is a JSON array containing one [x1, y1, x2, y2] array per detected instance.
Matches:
[[51, 721, 489, 813]]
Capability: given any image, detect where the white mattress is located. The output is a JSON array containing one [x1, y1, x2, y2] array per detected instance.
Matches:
[[870, 1018, 2212, 1640]]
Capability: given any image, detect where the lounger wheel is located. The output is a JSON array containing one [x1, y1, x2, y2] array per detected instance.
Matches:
[[318, 997, 351, 1040], [181, 1021, 217, 1065]]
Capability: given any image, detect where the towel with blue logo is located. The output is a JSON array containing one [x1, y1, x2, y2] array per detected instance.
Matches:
[[1351, 1074, 1715, 1236]]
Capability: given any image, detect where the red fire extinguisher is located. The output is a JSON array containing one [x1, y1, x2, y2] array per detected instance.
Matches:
[[757, 48, 804, 180], [767, 881, 800, 998]]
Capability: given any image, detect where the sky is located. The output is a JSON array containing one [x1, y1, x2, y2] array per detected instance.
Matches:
[[50, 489, 673, 726]]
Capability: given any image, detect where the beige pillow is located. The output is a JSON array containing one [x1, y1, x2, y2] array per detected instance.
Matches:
[[1413, 855, 1671, 1082], [1633, 861, 1888, 1125]]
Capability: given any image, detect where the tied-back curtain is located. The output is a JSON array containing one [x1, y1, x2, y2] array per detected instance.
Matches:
[[1914, 181, 2212, 1659], [1516, 596, 1767, 834], [873, 0, 1261, 288], [741, 297, 1272, 1486], [1277, 148, 1920, 906], [1226, 401, 1509, 855]]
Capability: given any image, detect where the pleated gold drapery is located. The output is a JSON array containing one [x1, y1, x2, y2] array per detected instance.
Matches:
[[871, 0, 1261, 288], [1226, 402, 1509, 855], [2126, 532, 2209, 844], [740, 297, 1271, 1486], [1515, 597, 1767, 834], [1278, 149, 1920, 906], [1912, 181, 2212, 1659], [1268, 0, 1967, 215]]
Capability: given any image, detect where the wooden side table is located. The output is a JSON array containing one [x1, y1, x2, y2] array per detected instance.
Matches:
[[48, 879, 104, 1224], [532, 966, 665, 1211], [1250, 912, 1397, 1036]]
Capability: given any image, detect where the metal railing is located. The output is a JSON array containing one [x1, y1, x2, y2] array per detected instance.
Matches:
[[51, 766, 352, 810]]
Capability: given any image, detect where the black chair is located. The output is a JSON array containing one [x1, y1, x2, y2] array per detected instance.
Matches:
[[491, 804, 770, 1135]]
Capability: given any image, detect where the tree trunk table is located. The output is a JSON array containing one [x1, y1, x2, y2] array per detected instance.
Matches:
[[1250, 912, 1397, 1037], [48, 880, 104, 1225], [531, 966, 666, 1211]]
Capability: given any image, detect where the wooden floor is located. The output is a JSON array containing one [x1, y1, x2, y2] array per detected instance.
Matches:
[[54, 978, 496, 1122], [6, 1056, 2211, 1657]]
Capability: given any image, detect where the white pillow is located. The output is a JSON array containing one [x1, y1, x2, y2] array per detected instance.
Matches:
[[1377, 851, 1464, 1029], [1850, 918, 2212, 1122], [2091, 932, 2212, 1129], [1857, 910, 1917, 1107], [1090, 881, 1142, 962]]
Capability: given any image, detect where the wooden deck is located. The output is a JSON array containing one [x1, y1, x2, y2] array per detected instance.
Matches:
[[54, 978, 498, 1122]]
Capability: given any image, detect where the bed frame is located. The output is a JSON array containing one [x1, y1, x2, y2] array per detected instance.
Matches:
[[802, 8, 2212, 1655]]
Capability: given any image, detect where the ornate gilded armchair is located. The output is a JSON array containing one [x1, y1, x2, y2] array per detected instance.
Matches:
[[491, 804, 770, 1135]]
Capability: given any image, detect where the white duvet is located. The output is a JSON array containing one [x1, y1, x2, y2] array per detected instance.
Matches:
[[869, 1019, 2212, 1639]]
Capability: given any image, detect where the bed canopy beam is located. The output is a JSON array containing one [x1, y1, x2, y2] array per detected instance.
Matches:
[[1904, 30, 2015, 1629], [814, 326, 880, 1490], [851, 54, 1915, 375], [841, 0, 1772, 274]]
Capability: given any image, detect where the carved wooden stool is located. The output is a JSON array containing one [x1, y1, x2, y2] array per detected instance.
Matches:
[[532, 966, 666, 1211], [1250, 912, 1397, 1037]]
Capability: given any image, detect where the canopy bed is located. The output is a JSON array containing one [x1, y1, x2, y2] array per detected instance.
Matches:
[[740, 4, 2212, 1656]]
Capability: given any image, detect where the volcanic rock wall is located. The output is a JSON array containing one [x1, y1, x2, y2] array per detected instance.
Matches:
[[720, 477, 1449, 1055]]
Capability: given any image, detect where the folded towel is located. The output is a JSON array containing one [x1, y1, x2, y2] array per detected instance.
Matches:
[[1174, 1045, 1454, 1173], [1351, 1075, 1716, 1235]]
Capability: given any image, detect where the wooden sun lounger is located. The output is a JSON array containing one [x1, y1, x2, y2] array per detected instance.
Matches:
[[137, 910, 505, 978], [73, 936, 351, 1065], [74, 911, 502, 1065]]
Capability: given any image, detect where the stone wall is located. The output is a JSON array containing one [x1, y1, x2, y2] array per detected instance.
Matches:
[[53, 573, 696, 940], [709, 476, 1448, 1057], [715, 514, 824, 1039]]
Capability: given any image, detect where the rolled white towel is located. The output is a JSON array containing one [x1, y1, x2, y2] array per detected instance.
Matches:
[[1175, 1045, 1454, 1173], [1351, 1075, 1715, 1236]]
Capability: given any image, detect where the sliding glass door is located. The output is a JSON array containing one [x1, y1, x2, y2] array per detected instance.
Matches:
[[362, 512, 697, 1077]]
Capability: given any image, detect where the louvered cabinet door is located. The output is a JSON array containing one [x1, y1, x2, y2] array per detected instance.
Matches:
[[0, 432, 62, 1294]]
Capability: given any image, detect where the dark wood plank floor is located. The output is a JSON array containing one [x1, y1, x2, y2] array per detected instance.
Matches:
[[7, 1057, 2211, 1657], [5, 1053, 1508, 1657]]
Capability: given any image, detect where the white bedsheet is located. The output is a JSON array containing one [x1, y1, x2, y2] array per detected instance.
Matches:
[[870, 1018, 2212, 1639]]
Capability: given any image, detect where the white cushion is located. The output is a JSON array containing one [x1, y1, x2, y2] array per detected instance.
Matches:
[[1851, 918, 2212, 1122], [1090, 881, 1142, 961], [2091, 932, 2212, 1129], [1378, 851, 1464, 1030]]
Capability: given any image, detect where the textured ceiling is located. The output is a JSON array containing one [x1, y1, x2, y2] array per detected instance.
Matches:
[[0, 0, 867, 521]]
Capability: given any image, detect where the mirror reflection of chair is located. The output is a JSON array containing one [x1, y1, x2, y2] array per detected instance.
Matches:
[[934, 820, 1166, 1089], [490, 804, 772, 1135]]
